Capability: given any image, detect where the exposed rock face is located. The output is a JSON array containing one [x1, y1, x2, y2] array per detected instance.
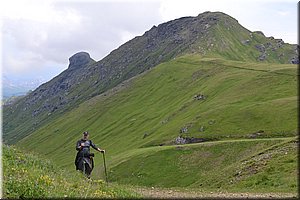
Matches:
[[290, 45, 299, 64], [175, 136, 210, 145], [3, 51, 97, 143], [290, 57, 299, 64], [68, 52, 93, 69], [250, 37, 298, 62]]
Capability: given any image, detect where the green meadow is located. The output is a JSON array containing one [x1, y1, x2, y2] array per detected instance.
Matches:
[[14, 55, 297, 194]]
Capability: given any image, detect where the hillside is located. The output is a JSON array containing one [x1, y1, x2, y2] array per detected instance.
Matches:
[[2, 145, 138, 198], [3, 11, 298, 145], [110, 137, 298, 193], [18, 55, 297, 157], [15, 54, 297, 193], [4, 138, 297, 198], [3, 11, 298, 197]]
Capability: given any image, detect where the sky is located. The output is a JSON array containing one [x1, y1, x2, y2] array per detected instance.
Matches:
[[0, 0, 298, 85]]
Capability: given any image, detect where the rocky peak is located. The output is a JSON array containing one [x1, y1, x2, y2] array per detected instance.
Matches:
[[3, 12, 298, 145], [68, 52, 94, 69]]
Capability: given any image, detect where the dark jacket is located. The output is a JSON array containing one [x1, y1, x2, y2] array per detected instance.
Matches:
[[75, 139, 98, 170], [76, 139, 98, 152]]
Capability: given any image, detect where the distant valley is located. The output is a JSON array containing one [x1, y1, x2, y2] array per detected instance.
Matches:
[[2, 77, 45, 99]]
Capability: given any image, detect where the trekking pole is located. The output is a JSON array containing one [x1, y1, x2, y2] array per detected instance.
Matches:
[[83, 159, 86, 176], [102, 152, 108, 185]]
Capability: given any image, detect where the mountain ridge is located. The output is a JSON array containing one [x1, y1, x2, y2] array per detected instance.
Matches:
[[3, 11, 298, 144], [3, 11, 297, 194]]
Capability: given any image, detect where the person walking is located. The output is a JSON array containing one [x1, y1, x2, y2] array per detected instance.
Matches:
[[75, 131, 105, 178]]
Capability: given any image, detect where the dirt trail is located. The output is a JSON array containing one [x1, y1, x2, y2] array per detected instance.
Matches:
[[133, 187, 297, 199]]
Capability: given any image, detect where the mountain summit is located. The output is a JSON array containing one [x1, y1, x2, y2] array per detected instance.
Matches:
[[3, 11, 298, 144]]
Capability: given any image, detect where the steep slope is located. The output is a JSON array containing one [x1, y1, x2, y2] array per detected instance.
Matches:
[[15, 54, 298, 192], [3, 145, 138, 198], [17, 55, 297, 167], [3, 11, 298, 144]]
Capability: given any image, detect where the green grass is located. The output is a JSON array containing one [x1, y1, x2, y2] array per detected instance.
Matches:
[[2, 145, 139, 198], [15, 54, 297, 193], [18, 55, 297, 153], [109, 137, 298, 193]]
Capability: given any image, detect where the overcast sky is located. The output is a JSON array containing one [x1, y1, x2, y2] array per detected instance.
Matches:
[[0, 0, 298, 84]]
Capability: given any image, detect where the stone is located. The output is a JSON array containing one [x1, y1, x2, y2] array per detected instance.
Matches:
[[180, 126, 188, 133], [241, 40, 250, 45], [253, 31, 265, 36], [255, 44, 265, 53], [143, 133, 149, 139], [194, 94, 206, 100], [199, 126, 205, 132], [290, 57, 299, 64], [208, 120, 216, 125], [247, 130, 265, 138], [68, 52, 93, 69], [175, 136, 187, 144], [175, 136, 208, 144], [264, 42, 272, 48], [258, 53, 266, 61]]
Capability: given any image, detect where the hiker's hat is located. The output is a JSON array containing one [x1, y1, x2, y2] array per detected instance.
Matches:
[[83, 131, 89, 136]]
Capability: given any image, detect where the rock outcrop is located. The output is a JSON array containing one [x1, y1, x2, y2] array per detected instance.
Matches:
[[68, 52, 94, 69]]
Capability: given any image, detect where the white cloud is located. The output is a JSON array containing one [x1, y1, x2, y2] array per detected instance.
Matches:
[[0, 0, 82, 24], [159, 0, 232, 21], [5, 52, 43, 73], [277, 11, 290, 16], [0, 0, 297, 84], [1, 0, 87, 80], [1, 0, 163, 81]]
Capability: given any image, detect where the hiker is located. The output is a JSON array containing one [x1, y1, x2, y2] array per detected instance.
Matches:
[[75, 131, 105, 178]]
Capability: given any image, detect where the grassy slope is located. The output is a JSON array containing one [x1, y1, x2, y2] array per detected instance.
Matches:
[[17, 55, 297, 191], [2, 145, 139, 198], [4, 12, 297, 147], [109, 137, 298, 193], [190, 13, 297, 64]]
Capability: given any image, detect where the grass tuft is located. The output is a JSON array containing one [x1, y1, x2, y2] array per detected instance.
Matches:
[[2, 145, 139, 198]]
